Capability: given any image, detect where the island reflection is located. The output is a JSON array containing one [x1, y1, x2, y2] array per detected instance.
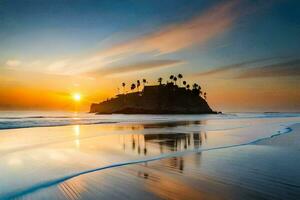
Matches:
[[117, 121, 207, 158]]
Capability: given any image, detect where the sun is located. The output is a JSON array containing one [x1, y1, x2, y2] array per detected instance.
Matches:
[[73, 93, 81, 102]]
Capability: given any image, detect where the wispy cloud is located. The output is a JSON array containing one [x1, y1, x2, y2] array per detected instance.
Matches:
[[98, 0, 239, 55], [193, 57, 278, 77], [91, 59, 183, 76], [4, 1, 240, 76], [68, 0, 240, 75], [5, 60, 21, 67], [236, 59, 300, 78], [192, 57, 300, 79]]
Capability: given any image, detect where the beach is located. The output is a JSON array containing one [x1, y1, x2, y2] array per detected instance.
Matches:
[[0, 112, 299, 199], [1, 0, 300, 199]]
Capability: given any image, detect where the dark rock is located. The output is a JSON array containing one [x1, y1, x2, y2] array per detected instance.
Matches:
[[90, 84, 217, 114]]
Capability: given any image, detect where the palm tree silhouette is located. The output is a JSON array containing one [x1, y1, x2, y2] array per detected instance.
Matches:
[[198, 85, 202, 96], [136, 80, 141, 92], [183, 81, 186, 86], [178, 74, 183, 86], [186, 84, 190, 90], [131, 83, 136, 92], [122, 82, 126, 94], [142, 79, 147, 87], [173, 77, 177, 85], [158, 77, 163, 85], [192, 83, 198, 90], [204, 92, 207, 99], [169, 75, 174, 83]]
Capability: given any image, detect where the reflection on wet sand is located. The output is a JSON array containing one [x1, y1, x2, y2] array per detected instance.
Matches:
[[120, 131, 207, 155], [116, 120, 207, 156], [55, 153, 207, 200], [113, 120, 205, 131], [9, 117, 300, 200], [52, 143, 300, 200], [18, 121, 210, 199]]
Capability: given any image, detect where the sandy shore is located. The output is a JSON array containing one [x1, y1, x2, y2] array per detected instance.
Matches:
[[19, 123, 300, 200], [1, 113, 299, 199]]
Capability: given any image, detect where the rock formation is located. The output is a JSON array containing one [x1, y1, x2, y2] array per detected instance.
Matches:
[[90, 82, 216, 114]]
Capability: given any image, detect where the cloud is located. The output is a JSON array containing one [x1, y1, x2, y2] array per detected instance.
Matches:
[[4, 1, 240, 76], [192, 57, 300, 79], [103, 1, 238, 54], [235, 59, 300, 78], [47, 59, 71, 72], [193, 57, 279, 77], [59, 0, 240, 75], [6, 60, 21, 67], [92, 59, 183, 76]]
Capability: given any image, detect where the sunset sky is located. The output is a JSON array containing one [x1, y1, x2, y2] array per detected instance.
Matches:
[[0, 0, 299, 112]]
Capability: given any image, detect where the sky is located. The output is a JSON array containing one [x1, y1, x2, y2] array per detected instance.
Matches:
[[0, 0, 299, 112]]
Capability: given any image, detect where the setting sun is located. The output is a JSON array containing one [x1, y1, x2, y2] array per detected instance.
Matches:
[[73, 93, 81, 102]]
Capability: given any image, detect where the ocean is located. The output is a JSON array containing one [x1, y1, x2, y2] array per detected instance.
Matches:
[[0, 111, 299, 199]]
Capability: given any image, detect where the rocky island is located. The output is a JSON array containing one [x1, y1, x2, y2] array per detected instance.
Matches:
[[90, 75, 217, 114]]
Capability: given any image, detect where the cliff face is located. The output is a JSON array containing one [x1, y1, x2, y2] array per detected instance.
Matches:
[[90, 84, 215, 114]]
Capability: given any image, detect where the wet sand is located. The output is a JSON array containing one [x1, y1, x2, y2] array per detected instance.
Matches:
[[19, 124, 300, 200]]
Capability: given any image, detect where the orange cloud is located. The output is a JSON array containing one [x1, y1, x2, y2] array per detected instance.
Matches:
[[68, 1, 239, 75], [5, 59, 21, 67], [8, 1, 239, 76], [90, 59, 183, 76], [87, 1, 239, 65]]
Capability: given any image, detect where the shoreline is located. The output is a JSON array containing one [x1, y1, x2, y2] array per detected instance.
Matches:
[[0, 113, 300, 199], [17, 121, 300, 200], [256, 123, 300, 147], [3, 122, 299, 199]]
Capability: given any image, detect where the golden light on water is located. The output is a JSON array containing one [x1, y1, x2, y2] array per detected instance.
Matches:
[[73, 125, 80, 137]]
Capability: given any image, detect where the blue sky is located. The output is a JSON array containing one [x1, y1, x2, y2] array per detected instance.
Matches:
[[0, 0, 211, 58], [1, 0, 299, 66], [0, 0, 299, 111]]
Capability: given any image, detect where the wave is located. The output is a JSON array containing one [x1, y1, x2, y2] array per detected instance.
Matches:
[[1, 124, 294, 199], [0, 120, 117, 130], [0, 112, 299, 130], [0, 116, 75, 119]]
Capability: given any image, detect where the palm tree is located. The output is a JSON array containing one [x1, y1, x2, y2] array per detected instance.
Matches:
[[142, 79, 147, 87], [192, 83, 198, 90], [186, 84, 190, 90], [131, 83, 136, 92], [183, 81, 186, 86], [204, 92, 207, 100], [169, 75, 174, 83], [158, 77, 163, 85], [173, 77, 177, 85], [198, 85, 202, 95], [178, 74, 183, 86], [122, 82, 126, 94], [136, 80, 141, 92]]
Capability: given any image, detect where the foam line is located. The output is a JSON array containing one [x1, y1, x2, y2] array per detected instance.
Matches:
[[0, 125, 294, 199], [0, 121, 117, 130], [1, 112, 299, 130]]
